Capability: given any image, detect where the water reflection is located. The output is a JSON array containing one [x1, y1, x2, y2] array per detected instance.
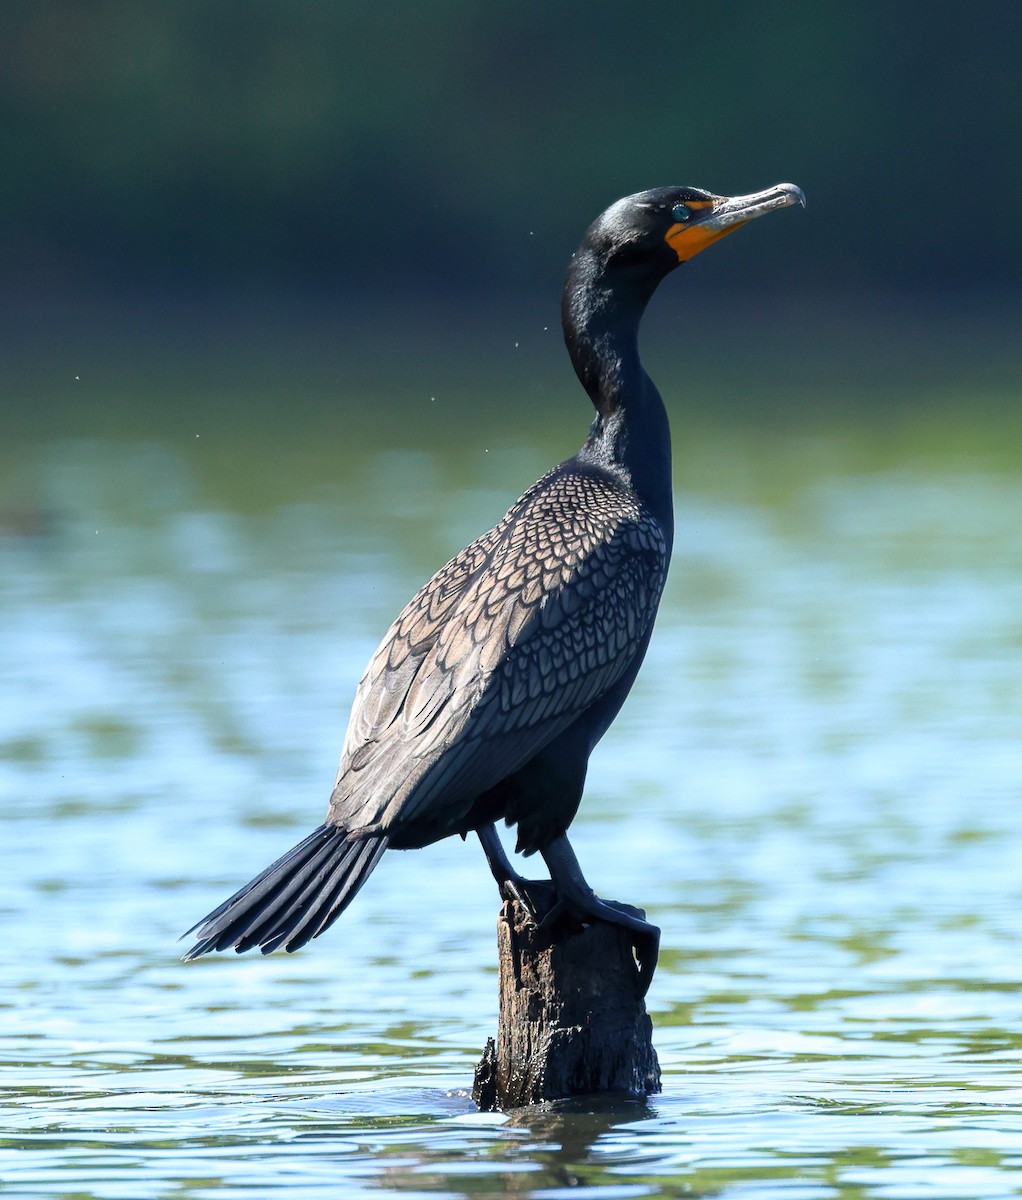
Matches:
[[2, 417, 1022, 1198]]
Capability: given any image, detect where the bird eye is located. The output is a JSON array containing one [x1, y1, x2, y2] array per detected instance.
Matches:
[[672, 203, 691, 222]]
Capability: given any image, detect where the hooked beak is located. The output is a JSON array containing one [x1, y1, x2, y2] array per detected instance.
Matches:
[[666, 182, 806, 263]]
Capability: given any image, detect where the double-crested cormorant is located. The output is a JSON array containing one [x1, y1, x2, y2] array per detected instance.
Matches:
[[183, 183, 805, 992]]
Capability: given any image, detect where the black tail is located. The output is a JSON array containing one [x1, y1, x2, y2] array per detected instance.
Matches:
[[182, 824, 388, 960]]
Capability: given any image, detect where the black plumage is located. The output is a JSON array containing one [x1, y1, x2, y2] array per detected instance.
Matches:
[[184, 182, 804, 989]]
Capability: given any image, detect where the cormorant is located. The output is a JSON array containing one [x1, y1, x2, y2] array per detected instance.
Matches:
[[183, 182, 805, 993]]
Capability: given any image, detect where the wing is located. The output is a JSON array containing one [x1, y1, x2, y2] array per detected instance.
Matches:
[[335, 518, 505, 763], [327, 467, 668, 834]]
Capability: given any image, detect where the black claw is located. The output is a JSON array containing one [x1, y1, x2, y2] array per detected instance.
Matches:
[[501, 876, 559, 922], [630, 921, 660, 998]]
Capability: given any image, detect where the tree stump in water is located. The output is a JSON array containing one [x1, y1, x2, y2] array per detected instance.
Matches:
[[473, 899, 661, 1111]]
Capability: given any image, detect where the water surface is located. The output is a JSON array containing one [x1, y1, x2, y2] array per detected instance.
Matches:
[[2, 394, 1021, 1198]]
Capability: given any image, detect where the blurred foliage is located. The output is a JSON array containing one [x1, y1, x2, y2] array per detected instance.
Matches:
[[2, 0, 1019, 298]]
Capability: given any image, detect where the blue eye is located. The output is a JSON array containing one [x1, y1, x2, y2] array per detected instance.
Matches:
[[672, 203, 691, 222]]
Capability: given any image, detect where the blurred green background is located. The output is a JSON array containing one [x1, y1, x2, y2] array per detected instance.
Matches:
[[2, 0, 1019, 453], [4, 0, 1021, 293]]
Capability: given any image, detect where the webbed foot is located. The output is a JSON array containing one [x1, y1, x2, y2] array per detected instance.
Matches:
[[540, 835, 661, 997], [478, 825, 660, 997], [548, 891, 660, 996]]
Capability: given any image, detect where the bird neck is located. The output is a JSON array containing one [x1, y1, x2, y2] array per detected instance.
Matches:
[[562, 252, 674, 531]]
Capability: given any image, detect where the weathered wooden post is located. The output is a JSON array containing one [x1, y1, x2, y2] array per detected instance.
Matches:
[[473, 899, 661, 1111]]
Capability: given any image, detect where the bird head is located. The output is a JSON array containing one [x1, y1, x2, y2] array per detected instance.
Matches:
[[584, 182, 806, 280]]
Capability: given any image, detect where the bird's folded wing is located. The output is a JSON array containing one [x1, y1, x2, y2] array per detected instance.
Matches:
[[327, 477, 666, 831]]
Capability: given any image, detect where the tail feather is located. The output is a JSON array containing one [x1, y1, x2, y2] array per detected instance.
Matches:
[[182, 824, 388, 961], [260, 836, 386, 954], [232, 832, 348, 953], [185, 826, 329, 937]]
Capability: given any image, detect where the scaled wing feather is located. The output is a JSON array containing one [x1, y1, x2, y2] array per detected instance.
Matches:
[[327, 468, 667, 833]]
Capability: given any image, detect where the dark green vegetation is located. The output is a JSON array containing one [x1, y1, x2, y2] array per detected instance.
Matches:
[[2, 1, 1020, 296]]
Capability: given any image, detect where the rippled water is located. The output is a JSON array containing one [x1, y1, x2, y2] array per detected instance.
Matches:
[[2, 402, 1021, 1198]]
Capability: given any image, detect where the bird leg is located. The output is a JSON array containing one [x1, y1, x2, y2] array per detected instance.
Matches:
[[477, 824, 560, 921], [477, 825, 660, 997], [539, 833, 660, 997]]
